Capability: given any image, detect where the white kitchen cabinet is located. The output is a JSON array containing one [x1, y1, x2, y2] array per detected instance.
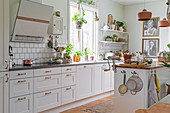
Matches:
[[10, 70, 33, 80], [34, 67, 62, 77], [62, 86, 75, 105], [34, 74, 61, 93], [10, 78, 33, 98], [0, 0, 9, 71], [10, 95, 33, 113], [62, 73, 76, 87], [93, 64, 104, 95], [0, 72, 9, 113], [102, 70, 112, 92], [76, 65, 94, 100], [34, 89, 61, 113]]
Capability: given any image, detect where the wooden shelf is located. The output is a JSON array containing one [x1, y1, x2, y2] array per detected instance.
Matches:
[[100, 29, 128, 34], [99, 41, 128, 45]]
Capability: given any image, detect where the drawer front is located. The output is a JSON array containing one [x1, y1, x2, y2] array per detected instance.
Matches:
[[62, 66, 76, 73], [10, 95, 33, 113], [34, 67, 62, 77], [10, 78, 33, 98], [10, 70, 33, 80], [62, 86, 75, 105], [34, 89, 61, 113], [62, 73, 76, 87], [34, 75, 61, 93]]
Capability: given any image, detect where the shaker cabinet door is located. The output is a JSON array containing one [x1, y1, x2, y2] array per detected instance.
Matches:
[[0, 72, 9, 113], [76, 65, 94, 100]]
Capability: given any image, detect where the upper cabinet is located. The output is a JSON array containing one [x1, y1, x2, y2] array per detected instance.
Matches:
[[0, 0, 9, 71]]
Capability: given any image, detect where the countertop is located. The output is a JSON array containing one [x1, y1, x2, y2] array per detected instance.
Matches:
[[10, 60, 122, 71]]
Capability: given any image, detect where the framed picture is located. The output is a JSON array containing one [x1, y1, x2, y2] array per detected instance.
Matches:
[[142, 38, 159, 57], [143, 17, 160, 37]]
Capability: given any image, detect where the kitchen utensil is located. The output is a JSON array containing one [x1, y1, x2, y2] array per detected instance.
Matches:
[[126, 71, 143, 95], [118, 71, 128, 95]]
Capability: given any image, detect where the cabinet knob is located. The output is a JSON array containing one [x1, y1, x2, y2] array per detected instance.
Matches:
[[45, 92, 52, 96], [66, 87, 72, 91]]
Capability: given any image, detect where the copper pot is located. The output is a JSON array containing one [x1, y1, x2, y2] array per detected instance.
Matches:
[[23, 59, 37, 66]]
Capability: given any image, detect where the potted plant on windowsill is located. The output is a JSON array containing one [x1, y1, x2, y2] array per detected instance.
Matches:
[[99, 53, 103, 60], [75, 51, 83, 62], [83, 47, 90, 61], [65, 43, 73, 59], [116, 21, 124, 31], [90, 51, 95, 61]]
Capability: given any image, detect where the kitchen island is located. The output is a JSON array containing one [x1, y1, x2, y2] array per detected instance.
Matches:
[[114, 64, 170, 113]]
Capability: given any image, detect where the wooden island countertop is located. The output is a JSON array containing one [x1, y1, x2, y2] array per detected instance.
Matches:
[[116, 63, 164, 70]]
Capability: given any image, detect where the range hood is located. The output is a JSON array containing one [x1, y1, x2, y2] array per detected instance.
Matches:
[[11, 0, 53, 43]]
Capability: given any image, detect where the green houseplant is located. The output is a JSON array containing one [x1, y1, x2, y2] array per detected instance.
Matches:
[[105, 35, 113, 41], [90, 51, 95, 61], [116, 21, 124, 31], [113, 34, 118, 42], [99, 53, 103, 60], [65, 44, 73, 59], [72, 0, 94, 29]]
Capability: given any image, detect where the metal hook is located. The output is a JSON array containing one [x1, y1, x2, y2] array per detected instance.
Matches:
[[121, 70, 126, 74], [131, 71, 138, 75]]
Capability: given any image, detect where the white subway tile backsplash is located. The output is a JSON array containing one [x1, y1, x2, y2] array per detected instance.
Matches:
[[18, 48, 23, 53], [20, 54, 24, 59], [23, 48, 27, 53], [10, 40, 54, 64], [15, 43, 20, 47]]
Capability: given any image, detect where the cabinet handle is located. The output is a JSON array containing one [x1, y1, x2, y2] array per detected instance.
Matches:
[[66, 74, 72, 77], [66, 87, 72, 91], [84, 66, 87, 68], [18, 97, 26, 101], [5, 60, 8, 69], [17, 73, 26, 76], [45, 92, 52, 96], [45, 76, 52, 80], [66, 68, 72, 71], [17, 80, 26, 83], [5, 74, 8, 83], [45, 70, 52, 73]]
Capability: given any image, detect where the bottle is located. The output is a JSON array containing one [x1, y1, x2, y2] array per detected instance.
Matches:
[[73, 54, 77, 62], [77, 54, 80, 62]]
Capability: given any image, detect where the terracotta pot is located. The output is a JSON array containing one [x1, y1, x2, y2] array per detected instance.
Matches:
[[117, 27, 120, 31], [90, 56, 94, 61], [67, 56, 71, 59]]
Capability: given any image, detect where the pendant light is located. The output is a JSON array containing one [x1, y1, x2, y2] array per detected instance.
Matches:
[[138, 0, 152, 21], [158, 0, 169, 27]]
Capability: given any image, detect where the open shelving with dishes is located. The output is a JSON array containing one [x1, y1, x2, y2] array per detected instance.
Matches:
[[99, 28, 129, 51]]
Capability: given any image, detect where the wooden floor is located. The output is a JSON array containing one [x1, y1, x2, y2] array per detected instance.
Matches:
[[61, 95, 114, 113]]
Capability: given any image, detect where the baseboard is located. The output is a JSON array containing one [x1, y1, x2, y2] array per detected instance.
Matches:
[[40, 91, 114, 113]]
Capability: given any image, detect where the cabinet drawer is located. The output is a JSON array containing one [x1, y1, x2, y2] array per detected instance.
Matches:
[[10, 78, 33, 98], [34, 89, 61, 113], [62, 73, 76, 87], [34, 75, 61, 93], [77, 65, 94, 69], [34, 67, 62, 77], [62, 66, 76, 73], [10, 70, 33, 80], [10, 95, 33, 113], [62, 86, 75, 105]]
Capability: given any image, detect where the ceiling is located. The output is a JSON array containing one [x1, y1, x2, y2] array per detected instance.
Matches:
[[111, 0, 162, 5]]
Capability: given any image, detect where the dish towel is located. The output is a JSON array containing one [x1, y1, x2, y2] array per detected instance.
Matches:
[[154, 71, 161, 101], [148, 73, 158, 107]]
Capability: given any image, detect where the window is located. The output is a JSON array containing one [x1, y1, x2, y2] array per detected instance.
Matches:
[[69, 2, 97, 57]]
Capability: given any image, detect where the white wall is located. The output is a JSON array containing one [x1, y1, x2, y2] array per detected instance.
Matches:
[[42, 0, 68, 41], [124, 1, 170, 52]]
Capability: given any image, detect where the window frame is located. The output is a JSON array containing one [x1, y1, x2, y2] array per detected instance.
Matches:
[[69, 1, 98, 59]]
